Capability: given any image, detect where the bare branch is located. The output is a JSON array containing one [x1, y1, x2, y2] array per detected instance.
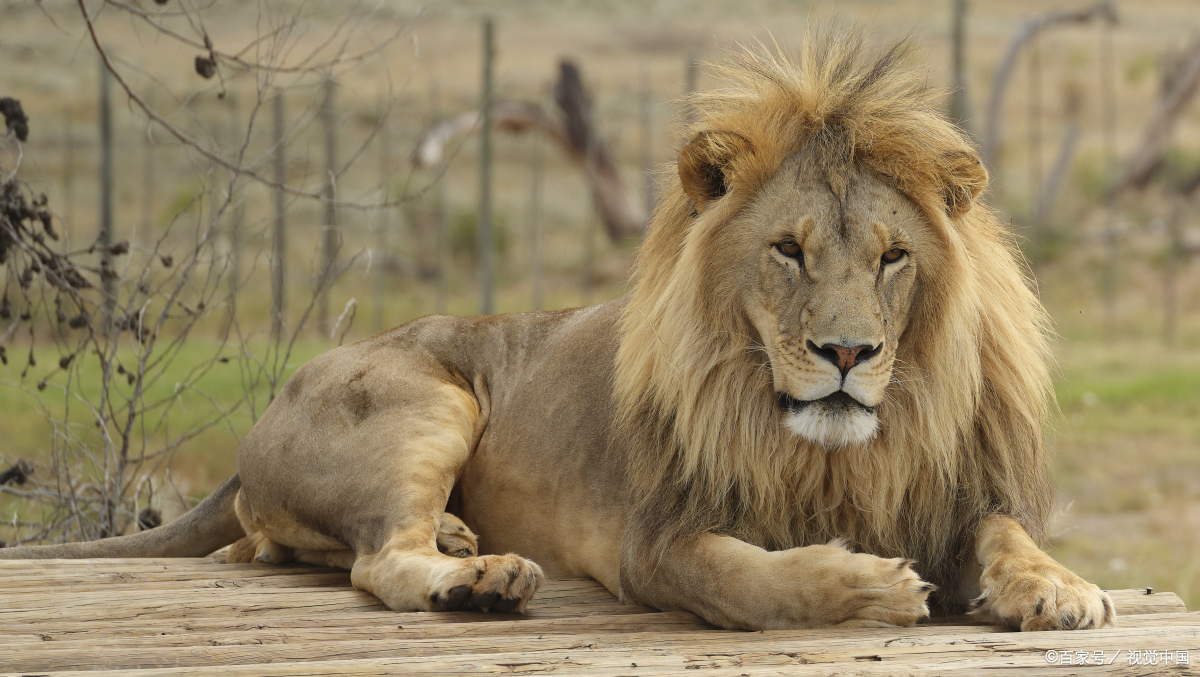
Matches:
[[411, 60, 648, 242], [1108, 35, 1200, 200], [76, 0, 425, 211]]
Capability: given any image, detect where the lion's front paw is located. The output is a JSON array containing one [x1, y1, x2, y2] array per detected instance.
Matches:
[[970, 553, 1115, 631], [802, 541, 935, 628]]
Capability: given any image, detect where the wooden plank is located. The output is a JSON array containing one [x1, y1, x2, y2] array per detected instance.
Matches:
[[2, 583, 1181, 625], [7, 609, 1196, 654], [0, 578, 630, 623], [0, 557, 1193, 676], [0, 566, 612, 603], [0, 561, 262, 579], [1, 558, 1184, 617], [1, 571, 354, 590], [1106, 588, 1189, 615], [0, 588, 639, 623], [0, 610, 712, 648], [3, 608, 1192, 651], [0, 587, 391, 622], [2, 615, 1197, 672], [0, 592, 621, 617], [1, 560, 1185, 609], [6, 624, 1198, 677], [0, 555, 228, 569]]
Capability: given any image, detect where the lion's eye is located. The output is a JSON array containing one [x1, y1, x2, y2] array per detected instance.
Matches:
[[776, 241, 803, 259], [881, 248, 906, 265]]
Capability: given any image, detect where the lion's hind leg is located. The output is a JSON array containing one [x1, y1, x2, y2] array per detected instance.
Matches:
[[342, 377, 542, 613]]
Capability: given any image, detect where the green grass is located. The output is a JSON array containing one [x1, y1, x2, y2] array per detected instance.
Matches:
[[0, 337, 325, 466], [1055, 353, 1200, 421]]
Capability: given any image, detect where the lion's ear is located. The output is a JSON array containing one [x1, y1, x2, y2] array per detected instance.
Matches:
[[678, 131, 752, 211], [940, 150, 989, 218]]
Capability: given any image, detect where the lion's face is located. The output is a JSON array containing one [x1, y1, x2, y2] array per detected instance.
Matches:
[[724, 154, 924, 447]]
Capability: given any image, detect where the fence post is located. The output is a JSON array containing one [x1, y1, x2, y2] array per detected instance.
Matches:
[[318, 78, 339, 338], [270, 91, 287, 343], [478, 18, 496, 315], [529, 129, 544, 311], [98, 60, 116, 332], [685, 54, 700, 96], [582, 111, 600, 307], [684, 53, 701, 129]]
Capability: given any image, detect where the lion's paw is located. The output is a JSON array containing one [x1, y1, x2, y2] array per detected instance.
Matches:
[[429, 553, 545, 613], [436, 512, 478, 559], [831, 548, 936, 628], [788, 540, 934, 628], [970, 553, 1115, 631]]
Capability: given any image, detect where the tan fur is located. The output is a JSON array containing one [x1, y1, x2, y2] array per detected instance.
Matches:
[[0, 31, 1111, 632]]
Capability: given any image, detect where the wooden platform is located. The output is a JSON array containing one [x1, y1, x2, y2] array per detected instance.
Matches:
[[1, 556, 1197, 676]]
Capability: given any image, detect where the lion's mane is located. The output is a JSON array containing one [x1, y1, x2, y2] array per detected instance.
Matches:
[[614, 30, 1055, 599]]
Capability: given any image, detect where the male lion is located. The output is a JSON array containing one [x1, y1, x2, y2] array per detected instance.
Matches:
[[3, 34, 1114, 632]]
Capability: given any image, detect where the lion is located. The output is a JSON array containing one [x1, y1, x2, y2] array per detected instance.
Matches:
[[2, 32, 1114, 632]]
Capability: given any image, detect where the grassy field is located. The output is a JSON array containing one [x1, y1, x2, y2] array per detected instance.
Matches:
[[1047, 337, 1200, 609], [1, 0, 1199, 611]]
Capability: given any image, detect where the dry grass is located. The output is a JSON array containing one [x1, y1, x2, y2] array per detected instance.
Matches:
[[1043, 322, 1200, 610]]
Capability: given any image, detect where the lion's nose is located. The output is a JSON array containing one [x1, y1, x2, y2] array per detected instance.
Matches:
[[807, 341, 881, 376]]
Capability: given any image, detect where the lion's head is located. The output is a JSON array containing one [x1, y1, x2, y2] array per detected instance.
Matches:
[[688, 147, 928, 447], [615, 32, 1055, 599]]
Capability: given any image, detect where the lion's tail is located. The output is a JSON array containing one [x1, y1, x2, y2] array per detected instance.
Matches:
[[0, 474, 245, 559]]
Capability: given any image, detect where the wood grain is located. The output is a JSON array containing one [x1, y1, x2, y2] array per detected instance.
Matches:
[[0, 558, 1194, 676]]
